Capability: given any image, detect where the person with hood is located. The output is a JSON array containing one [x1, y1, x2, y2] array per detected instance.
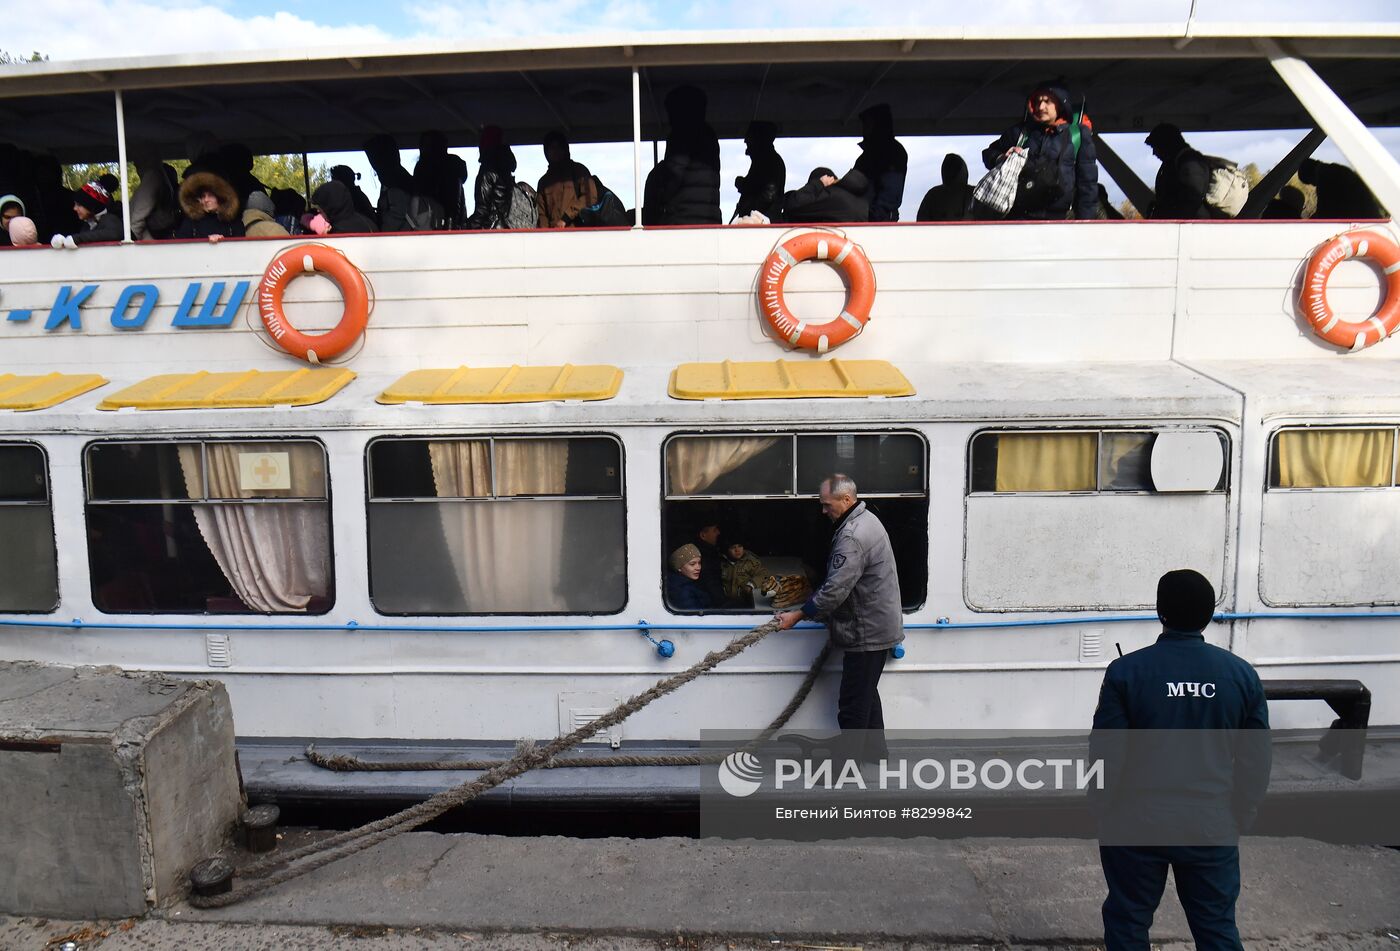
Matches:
[[642, 85, 721, 226], [175, 171, 244, 242], [783, 167, 871, 223], [916, 153, 974, 221], [363, 134, 416, 232], [733, 121, 786, 223], [853, 103, 907, 222], [465, 125, 519, 230], [1144, 123, 1210, 219], [536, 130, 598, 228], [311, 180, 378, 235], [0, 194, 25, 247], [331, 165, 376, 223], [982, 80, 1098, 220], [54, 180, 124, 246], [242, 189, 290, 238]]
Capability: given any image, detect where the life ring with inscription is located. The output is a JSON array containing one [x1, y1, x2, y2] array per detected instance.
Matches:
[[759, 231, 875, 354], [258, 243, 369, 364], [1300, 228, 1400, 352]]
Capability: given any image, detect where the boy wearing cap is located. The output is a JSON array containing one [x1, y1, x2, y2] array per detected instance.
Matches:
[[1091, 569, 1271, 951], [60, 180, 124, 245]]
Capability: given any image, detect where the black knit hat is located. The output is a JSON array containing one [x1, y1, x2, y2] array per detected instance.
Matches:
[[1157, 569, 1215, 632], [72, 181, 111, 214]]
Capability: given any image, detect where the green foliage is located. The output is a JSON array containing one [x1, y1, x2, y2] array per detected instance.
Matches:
[[0, 51, 48, 65], [61, 154, 330, 200]]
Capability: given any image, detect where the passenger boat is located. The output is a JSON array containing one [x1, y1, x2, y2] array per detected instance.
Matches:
[[1, 24, 1397, 786]]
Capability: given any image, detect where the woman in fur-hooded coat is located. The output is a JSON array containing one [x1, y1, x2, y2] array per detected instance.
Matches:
[[174, 170, 245, 240]]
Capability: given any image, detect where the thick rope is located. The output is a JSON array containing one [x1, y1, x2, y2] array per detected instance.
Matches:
[[193, 618, 807, 908], [305, 639, 831, 772]]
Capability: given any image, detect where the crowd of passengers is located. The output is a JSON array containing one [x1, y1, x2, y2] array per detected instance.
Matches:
[[0, 79, 1386, 249]]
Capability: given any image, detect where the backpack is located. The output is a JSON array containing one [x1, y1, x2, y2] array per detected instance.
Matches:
[[142, 165, 179, 237], [579, 177, 630, 227], [1203, 155, 1250, 217], [505, 181, 539, 230], [405, 193, 445, 231]]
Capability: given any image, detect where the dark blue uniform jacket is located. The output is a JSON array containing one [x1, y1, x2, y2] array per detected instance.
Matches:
[[1090, 629, 1271, 845]]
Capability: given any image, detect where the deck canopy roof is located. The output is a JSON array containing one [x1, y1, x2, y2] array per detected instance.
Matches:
[[1, 26, 1397, 161]]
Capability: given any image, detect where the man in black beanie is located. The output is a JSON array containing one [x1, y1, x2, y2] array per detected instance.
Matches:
[[1091, 568, 1271, 951]]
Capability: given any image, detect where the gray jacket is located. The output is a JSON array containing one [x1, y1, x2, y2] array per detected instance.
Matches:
[[801, 501, 905, 651]]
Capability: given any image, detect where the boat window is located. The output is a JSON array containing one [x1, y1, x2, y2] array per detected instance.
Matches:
[[968, 430, 1225, 494], [964, 427, 1230, 611], [0, 444, 58, 613], [662, 432, 927, 614], [1268, 427, 1397, 489], [83, 439, 333, 615], [366, 436, 626, 615]]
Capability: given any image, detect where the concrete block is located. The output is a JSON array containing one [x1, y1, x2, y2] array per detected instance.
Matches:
[[0, 662, 243, 918]]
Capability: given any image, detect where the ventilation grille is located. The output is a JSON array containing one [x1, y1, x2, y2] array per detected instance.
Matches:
[[205, 633, 232, 667], [558, 693, 623, 748], [1079, 628, 1104, 662]]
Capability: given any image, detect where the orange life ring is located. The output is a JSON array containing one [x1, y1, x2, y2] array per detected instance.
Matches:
[[1300, 228, 1400, 352], [759, 231, 875, 353], [258, 243, 370, 364]]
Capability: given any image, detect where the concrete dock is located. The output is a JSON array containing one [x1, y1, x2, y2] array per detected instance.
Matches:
[[3, 834, 1397, 949]]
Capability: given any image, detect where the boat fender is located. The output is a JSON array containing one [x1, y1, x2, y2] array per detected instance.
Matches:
[[758, 230, 876, 353], [1299, 228, 1400, 352], [258, 243, 370, 364]]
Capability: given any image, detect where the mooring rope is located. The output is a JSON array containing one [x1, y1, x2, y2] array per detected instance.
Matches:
[[193, 618, 819, 908]]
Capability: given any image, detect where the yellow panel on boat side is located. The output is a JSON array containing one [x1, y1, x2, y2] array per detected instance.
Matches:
[[668, 359, 915, 400], [97, 368, 356, 410], [378, 365, 623, 404], [0, 372, 108, 411]]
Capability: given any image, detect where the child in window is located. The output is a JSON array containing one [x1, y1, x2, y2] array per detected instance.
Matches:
[[721, 538, 766, 607]]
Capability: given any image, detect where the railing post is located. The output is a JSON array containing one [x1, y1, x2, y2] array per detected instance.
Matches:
[[632, 66, 643, 230], [114, 89, 132, 244]]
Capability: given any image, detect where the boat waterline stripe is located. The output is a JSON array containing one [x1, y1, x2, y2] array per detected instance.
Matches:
[[0, 612, 1395, 634]]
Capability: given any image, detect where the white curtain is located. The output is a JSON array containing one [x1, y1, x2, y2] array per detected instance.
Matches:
[[429, 439, 570, 612], [177, 443, 331, 613], [666, 436, 780, 495]]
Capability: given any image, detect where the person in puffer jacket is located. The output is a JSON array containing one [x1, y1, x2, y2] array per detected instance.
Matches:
[[466, 125, 518, 230], [981, 79, 1098, 220], [175, 171, 244, 242], [642, 85, 721, 226]]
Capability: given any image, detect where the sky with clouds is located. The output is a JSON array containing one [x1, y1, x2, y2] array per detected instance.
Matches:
[[4, 0, 1395, 216]]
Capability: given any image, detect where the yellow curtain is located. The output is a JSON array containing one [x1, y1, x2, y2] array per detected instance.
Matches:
[[495, 440, 569, 496], [428, 441, 491, 497], [666, 436, 781, 495], [994, 433, 1096, 492], [1276, 429, 1395, 488]]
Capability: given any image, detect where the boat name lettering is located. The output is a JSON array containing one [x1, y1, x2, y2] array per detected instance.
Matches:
[[10, 281, 254, 333]]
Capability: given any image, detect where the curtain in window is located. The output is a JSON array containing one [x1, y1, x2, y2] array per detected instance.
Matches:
[[429, 440, 571, 612], [993, 433, 1096, 492], [1276, 429, 1394, 488], [177, 444, 331, 613], [666, 436, 781, 495]]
